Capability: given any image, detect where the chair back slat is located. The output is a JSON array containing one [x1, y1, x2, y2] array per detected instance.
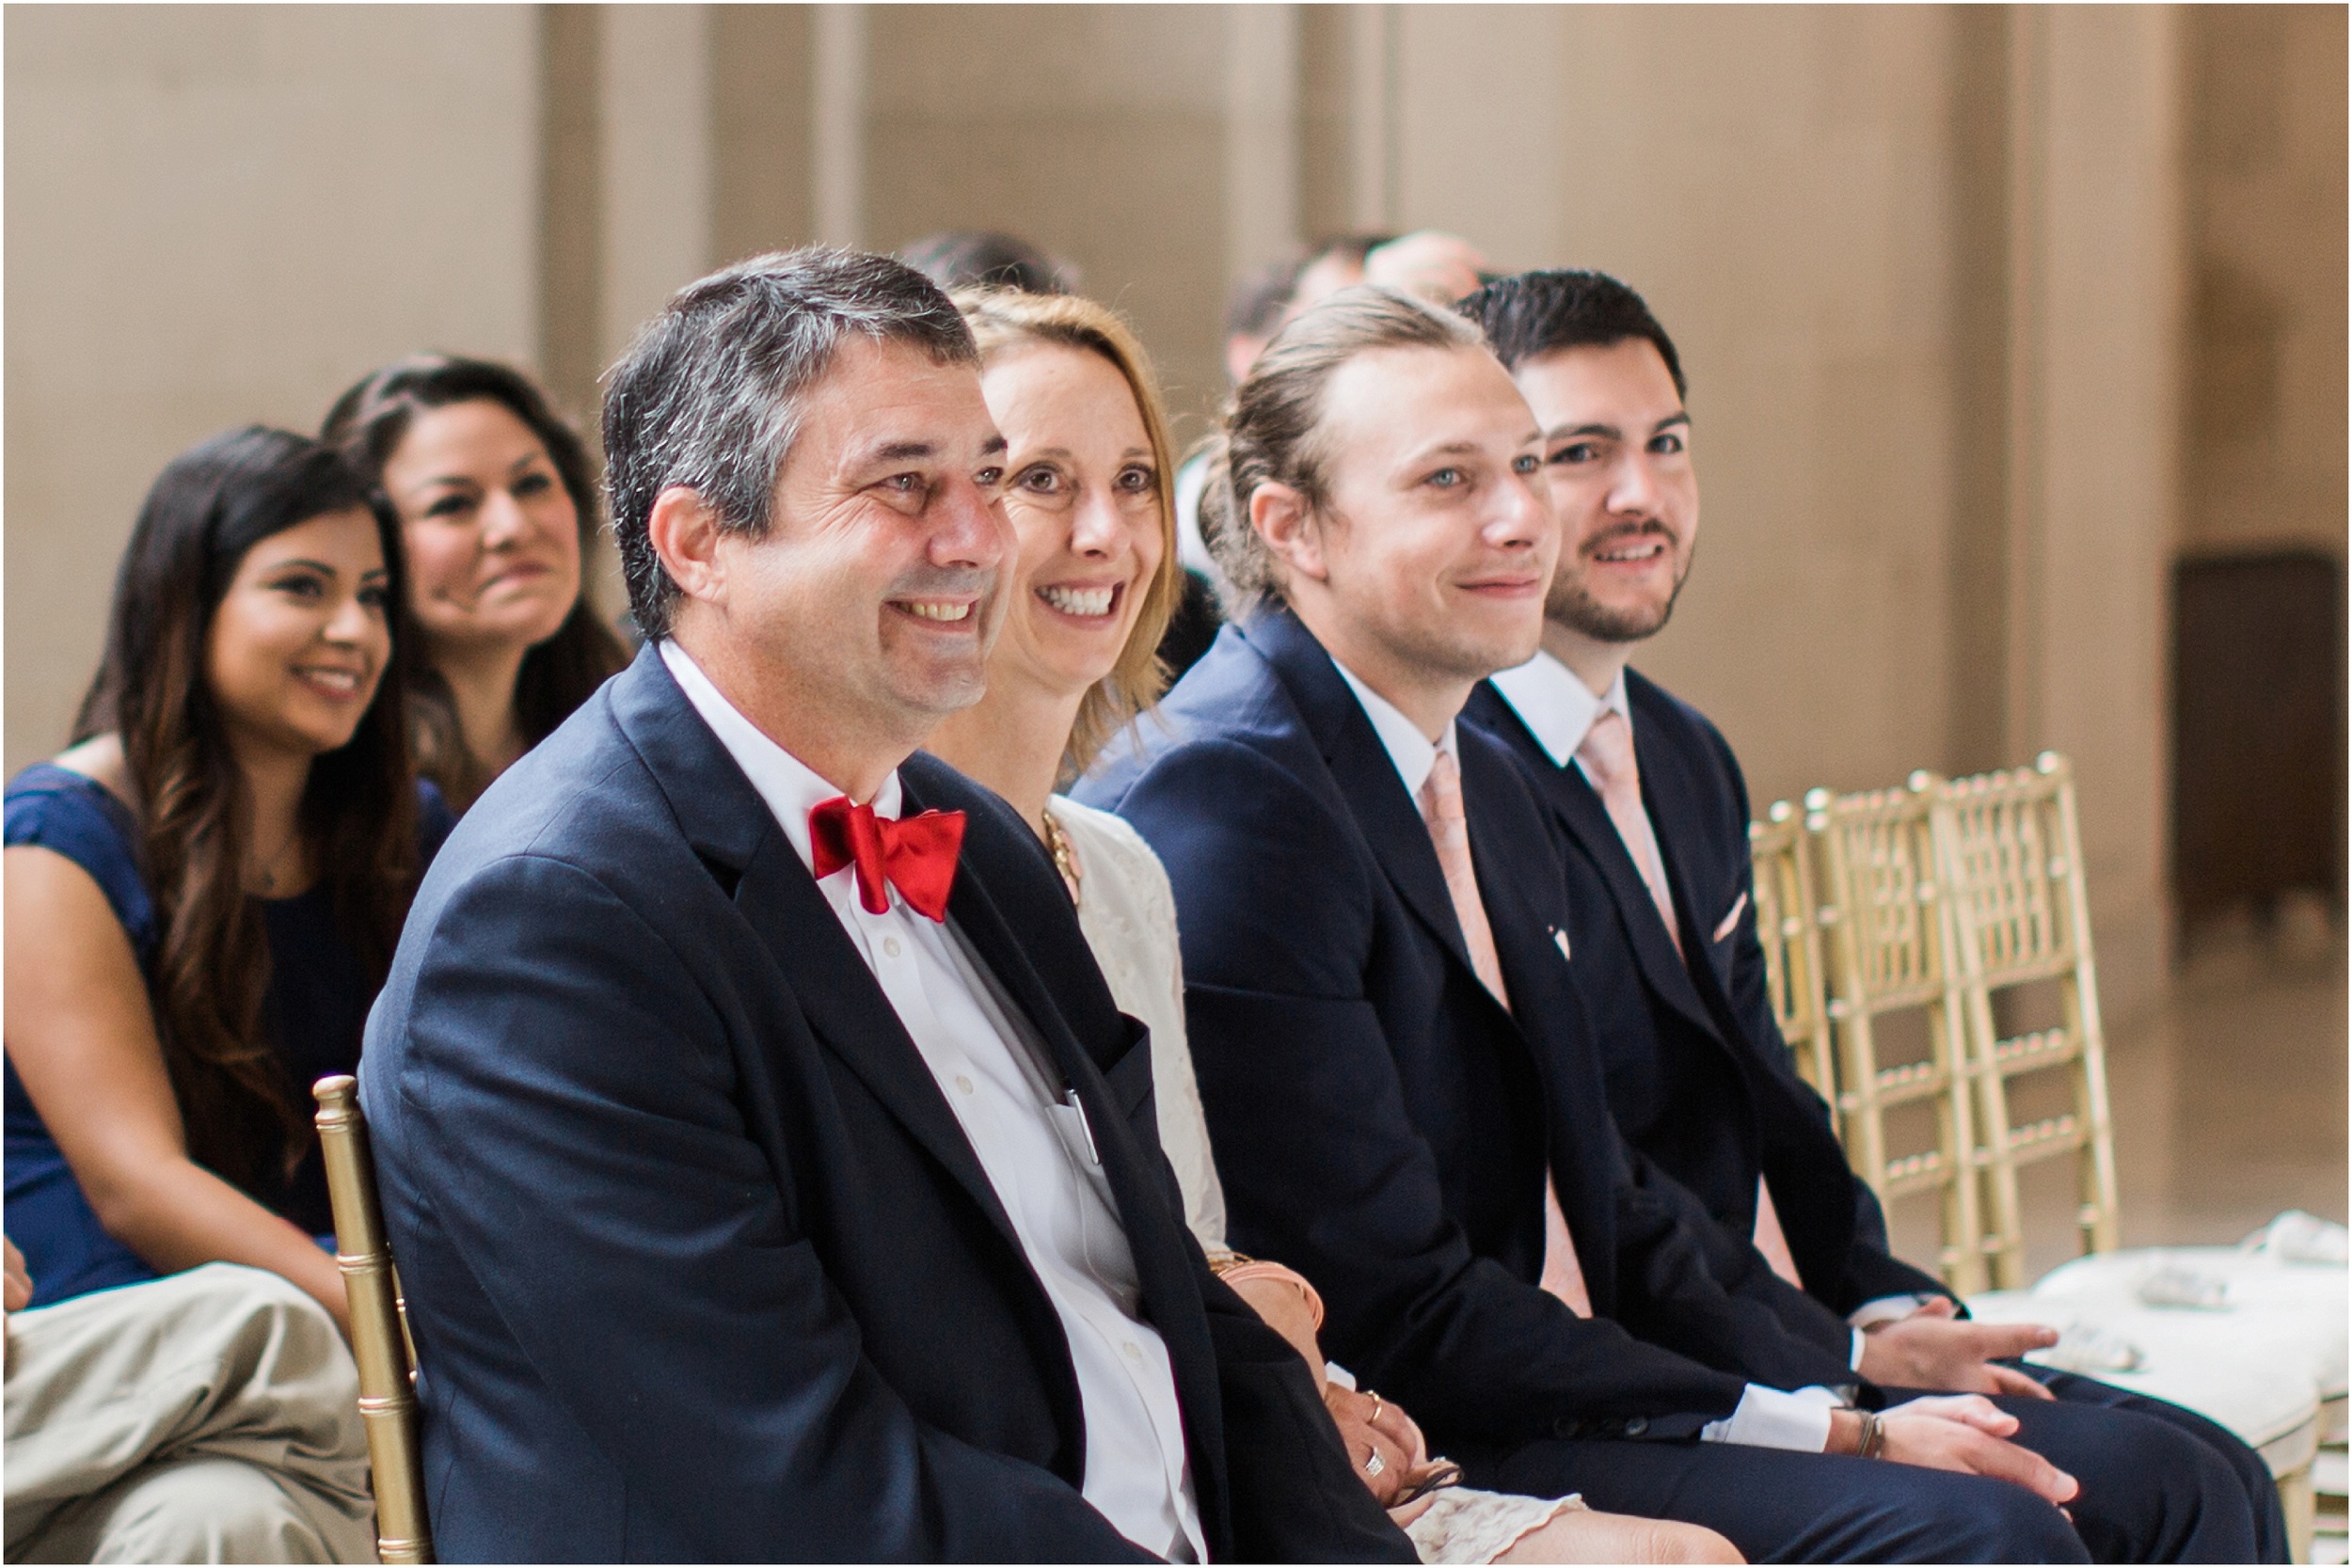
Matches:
[[1749, 800, 1836, 1119], [314, 1074, 434, 1564], [1931, 754, 2121, 1286], [1805, 775, 1987, 1293]]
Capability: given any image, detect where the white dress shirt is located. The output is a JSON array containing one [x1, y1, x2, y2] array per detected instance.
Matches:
[[1334, 648, 1840, 1453], [1486, 648, 1629, 777], [1489, 652, 1913, 1370], [661, 641, 1204, 1561]]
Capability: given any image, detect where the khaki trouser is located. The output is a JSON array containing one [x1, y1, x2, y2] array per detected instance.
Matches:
[[4, 1263, 376, 1564]]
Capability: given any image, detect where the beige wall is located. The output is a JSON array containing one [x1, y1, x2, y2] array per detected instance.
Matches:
[[2179, 5, 2347, 560], [862, 6, 1236, 436], [7, 5, 2339, 1015], [5, 5, 539, 770]]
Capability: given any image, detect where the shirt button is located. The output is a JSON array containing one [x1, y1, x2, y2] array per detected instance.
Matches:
[[1121, 1341, 1144, 1363], [882, 935, 902, 958], [955, 1075, 975, 1096]]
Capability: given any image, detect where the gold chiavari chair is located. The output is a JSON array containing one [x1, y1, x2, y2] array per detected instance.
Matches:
[[1804, 774, 1988, 1294], [1749, 800, 1837, 1119], [313, 1075, 435, 1565], [1932, 752, 2120, 1289], [1933, 756, 2335, 1557]]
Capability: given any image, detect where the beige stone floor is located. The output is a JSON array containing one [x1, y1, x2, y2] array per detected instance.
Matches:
[[1884, 917, 2348, 1283]]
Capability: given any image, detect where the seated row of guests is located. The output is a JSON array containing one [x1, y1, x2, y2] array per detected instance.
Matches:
[[358, 245, 2280, 1565], [5, 360, 622, 1558], [921, 288, 1704, 1564]]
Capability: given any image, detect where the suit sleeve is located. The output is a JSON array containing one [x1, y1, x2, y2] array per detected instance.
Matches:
[[1189, 1259, 1420, 1562], [1111, 739, 1755, 1447], [378, 852, 1154, 1563], [1708, 732, 1954, 1312], [1618, 1148, 1865, 1386]]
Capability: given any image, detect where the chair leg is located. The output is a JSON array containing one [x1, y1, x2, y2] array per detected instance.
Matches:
[[2280, 1462, 2315, 1564]]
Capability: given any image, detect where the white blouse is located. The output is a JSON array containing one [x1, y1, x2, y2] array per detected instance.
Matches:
[[1047, 796, 1231, 1251]]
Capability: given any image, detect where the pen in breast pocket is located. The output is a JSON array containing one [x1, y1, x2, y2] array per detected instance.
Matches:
[[1063, 1087, 1100, 1165]]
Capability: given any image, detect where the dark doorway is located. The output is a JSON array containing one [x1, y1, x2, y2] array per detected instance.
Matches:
[[2171, 551, 2345, 931]]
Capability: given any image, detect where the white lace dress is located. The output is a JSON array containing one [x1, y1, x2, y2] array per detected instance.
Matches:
[[1048, 797, 1581, 1566]]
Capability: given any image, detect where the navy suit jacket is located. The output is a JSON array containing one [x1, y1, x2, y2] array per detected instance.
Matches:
[[1464, 671, 1951, 1321], [360, 647, 1414, 1563], [1076, 611, 1865, 1456]]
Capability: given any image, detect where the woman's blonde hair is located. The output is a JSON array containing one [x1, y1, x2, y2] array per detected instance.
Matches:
[[1199, 283, 1484, 620], [953, 286, 1184, 780]]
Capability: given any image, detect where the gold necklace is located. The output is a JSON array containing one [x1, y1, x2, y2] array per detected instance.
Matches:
[[1041, 808, 1081, 904], [251, 823, 302, 895]]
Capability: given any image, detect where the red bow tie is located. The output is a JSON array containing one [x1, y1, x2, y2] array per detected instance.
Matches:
[[808, 797, 966, 922]]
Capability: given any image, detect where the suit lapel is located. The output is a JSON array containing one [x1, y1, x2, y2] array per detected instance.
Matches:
[[1476, 688, 1723, 1043], [731, 827, 1039, 1265], [902, 760, 1232, 1546], [1458, 759, 1620, 1312], [611, 647, 1031, 1263], [1629, 682, 1740, 999], [1246, 613, 1491, 991]]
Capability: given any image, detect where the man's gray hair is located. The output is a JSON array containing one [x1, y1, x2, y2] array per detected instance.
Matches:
[[602, 246, 978, 640]]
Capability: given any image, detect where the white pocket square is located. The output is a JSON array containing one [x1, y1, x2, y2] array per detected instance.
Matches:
[[1712, 892, 1748, 943], [1552, 927, 1572, 963]]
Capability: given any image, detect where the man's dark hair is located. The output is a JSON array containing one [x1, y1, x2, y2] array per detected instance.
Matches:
[[602, 247, 977, 640], [897, 230, 1077, 296], [1458, 269, 1687, 398]]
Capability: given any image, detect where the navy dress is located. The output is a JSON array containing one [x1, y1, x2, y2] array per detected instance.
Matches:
[[3, 763, 452, 1307]]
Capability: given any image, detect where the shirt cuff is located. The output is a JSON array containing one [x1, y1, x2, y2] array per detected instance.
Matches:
[[1699, 1384, 1841, 1451], [1851, 1326, 1868, 1371], [1848, 1292, 1933, 1330]]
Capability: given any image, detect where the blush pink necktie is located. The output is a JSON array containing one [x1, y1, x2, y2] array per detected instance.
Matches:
[[1577, 714, 1804, 1285], [1420, 749, 1593, 1317], [1576, 710, 1682, 957]]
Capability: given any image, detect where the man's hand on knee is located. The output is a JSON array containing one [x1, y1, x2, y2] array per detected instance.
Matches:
[[1868, 1394, 2079, 1506], [1857, 1299, 2058, 1400]]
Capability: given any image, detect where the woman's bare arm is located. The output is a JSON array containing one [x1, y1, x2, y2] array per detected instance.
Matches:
[[5, 845, 347, 1334]]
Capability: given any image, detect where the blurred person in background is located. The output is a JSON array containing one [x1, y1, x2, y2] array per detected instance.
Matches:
[[928, 282, 1740, 1563], [899, 228, 1081, 296], [325, 355, 628, 815], [5, 428, 452, 1332], [4, 1235, 375, 1563]]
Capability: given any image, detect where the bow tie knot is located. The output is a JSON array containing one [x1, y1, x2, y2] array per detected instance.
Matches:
[[808, 797, 966, 922]]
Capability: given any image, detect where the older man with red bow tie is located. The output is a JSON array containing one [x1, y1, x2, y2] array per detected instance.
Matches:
[[358, 247, 1416, 1565]]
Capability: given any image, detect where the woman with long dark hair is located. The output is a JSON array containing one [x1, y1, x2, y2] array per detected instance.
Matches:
[[324, 355, 628, 812], [4, 427, 452, 1329]]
